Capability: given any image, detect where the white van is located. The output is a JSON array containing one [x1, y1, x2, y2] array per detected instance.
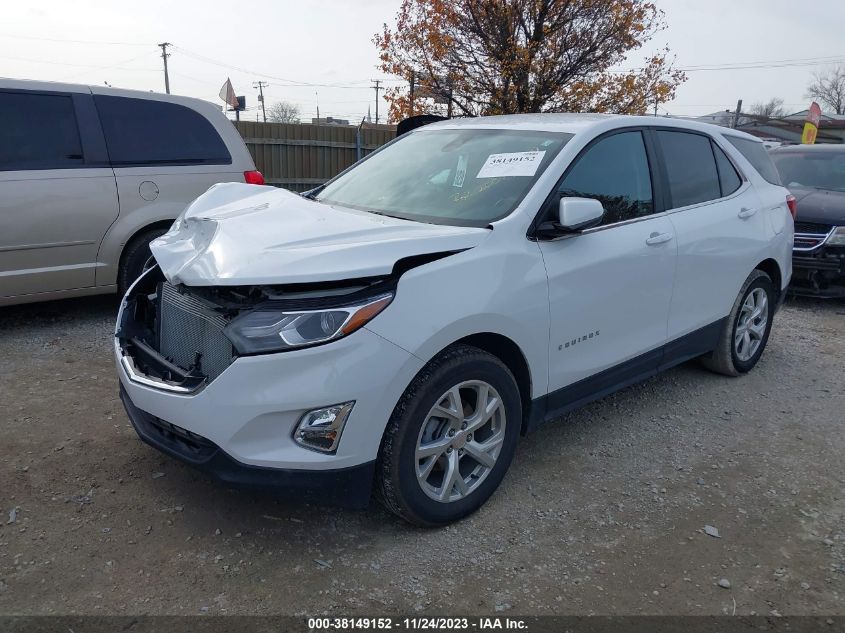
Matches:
[[0, 78, 263, 306]]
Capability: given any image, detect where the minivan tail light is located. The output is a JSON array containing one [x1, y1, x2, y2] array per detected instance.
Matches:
[[786, 194, 797, 219], [244, 170, 265, 185]]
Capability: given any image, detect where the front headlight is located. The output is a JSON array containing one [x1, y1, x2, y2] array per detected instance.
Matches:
[[224, 293, 393, 354], [826, 226, 845, 246]]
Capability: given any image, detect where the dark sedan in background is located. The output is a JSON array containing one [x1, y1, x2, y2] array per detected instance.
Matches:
[[770, 144, 845, 298]]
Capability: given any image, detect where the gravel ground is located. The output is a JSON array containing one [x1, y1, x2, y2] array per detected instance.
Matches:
[[0, 295, 843, 616]]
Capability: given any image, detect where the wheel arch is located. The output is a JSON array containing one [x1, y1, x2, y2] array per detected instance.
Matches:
[[437, 332, 533, 435], [118, 220, 175, 274], [755, 258, 782, 299]]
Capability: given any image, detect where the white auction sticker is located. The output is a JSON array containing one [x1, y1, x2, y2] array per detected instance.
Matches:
[[476, 150, 546, 178]]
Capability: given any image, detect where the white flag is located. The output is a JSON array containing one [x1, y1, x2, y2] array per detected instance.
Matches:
[[218, 78, 238, 109]]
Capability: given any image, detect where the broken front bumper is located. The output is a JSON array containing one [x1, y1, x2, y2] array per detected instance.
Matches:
[[119, 384, 375, 507], [790, 245, 845, 298], [114, 269, 425, 501]]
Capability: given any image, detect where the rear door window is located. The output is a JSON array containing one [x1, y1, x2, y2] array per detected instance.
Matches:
[[726, 136, 781, 185], [657, 131, 721, 208], [94, 95, 231, 166], [0, 91, 84, 170], [558, 131, 654, 226]]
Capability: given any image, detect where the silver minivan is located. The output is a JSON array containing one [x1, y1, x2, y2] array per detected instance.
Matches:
[[0, 78, 262, 306]]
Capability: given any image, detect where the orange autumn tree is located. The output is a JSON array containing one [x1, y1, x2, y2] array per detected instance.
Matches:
[[375, 0, 686, 122]]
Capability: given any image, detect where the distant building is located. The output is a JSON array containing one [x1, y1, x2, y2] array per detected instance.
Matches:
[[311, 116, 351, 126], [691, 109, 845, 145], [695, 110, 752, 127]]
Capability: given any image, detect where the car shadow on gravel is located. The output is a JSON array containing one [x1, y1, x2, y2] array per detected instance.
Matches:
[[131, 357, 722, 537], [0, 294, 120, 329]]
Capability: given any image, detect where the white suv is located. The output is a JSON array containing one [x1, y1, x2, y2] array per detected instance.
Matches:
[[115, 114, 793, 526]]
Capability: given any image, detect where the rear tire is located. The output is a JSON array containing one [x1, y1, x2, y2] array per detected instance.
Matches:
[[376, 345, 521, 527], [701, 269, 775, 376], [118, 228, 167, 295]]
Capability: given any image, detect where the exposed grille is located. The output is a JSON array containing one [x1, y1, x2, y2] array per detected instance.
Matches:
[[158, 282, 234, 382], [794, 221, 832, 234]]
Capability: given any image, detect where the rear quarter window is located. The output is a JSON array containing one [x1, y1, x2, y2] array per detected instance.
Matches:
[[94, 95, 231, 166], [725, 136, 781, 185], [712, 143, 742, 196]]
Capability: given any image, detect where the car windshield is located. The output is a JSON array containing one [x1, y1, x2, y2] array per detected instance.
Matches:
[[771, 150, 845, 192], [316, 128, 572, 226]]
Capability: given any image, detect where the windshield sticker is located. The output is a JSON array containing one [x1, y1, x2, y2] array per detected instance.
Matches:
[[453, 155, 468, 188], [476, 151, 546, 178]]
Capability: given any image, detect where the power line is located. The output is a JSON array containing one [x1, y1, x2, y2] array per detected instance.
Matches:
[[610, 53, 845, 74], [59, 53, 158, 83], [2, 53, 155, 71], [680, 53, 845, 70], [0, 32, 150, 46], [172, 45, 395, 89]]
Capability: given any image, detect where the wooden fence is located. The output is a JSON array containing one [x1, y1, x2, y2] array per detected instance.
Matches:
[[234, 121, 396, 192]]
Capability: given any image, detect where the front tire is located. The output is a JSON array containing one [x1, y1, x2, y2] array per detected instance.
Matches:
[[118, 228, 167, 295], [702, 269, 775, 376], [376, 345, 521, 526]]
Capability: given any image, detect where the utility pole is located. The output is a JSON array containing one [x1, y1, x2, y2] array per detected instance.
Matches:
[[371, 79, 383, 124], [253, 81, 269, 123], [409, 70, 415, 118], [731, 99, 743, 129], [157, 42, 171, 94]]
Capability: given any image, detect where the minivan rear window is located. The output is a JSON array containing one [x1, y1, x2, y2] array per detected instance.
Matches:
[[0, 91, 84, 170], [94, 95, 231, 166], [726, 136, 781, 185]]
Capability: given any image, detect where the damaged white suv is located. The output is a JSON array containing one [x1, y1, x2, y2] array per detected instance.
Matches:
[[116, 114, 793, 526]]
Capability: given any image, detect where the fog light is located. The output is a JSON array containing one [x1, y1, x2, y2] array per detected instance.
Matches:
[[294, 402, 355, 453]]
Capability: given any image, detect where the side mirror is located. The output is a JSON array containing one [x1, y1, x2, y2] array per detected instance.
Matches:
[[558, 197, 604, 231], [536, 197, 604, 239]]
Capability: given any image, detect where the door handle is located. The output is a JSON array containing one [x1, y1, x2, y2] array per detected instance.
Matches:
[[646, 232, 673, 246], [738, 207, 757, 219]]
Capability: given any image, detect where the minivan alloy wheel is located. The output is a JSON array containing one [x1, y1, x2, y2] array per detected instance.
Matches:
[[734, 288, 768, 362], [415, 380, 506, 503]]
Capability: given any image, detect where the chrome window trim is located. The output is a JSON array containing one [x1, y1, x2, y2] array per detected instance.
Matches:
[[578, 182, 752, 235]]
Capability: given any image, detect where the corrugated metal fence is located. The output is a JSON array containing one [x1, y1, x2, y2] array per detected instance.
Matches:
[[234, 121, 396, 192]]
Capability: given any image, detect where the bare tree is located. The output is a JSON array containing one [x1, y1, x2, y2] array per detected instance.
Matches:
[[266, 101, 301, 123], [749, 97, 786, 119], [806, 64, 845, 115]]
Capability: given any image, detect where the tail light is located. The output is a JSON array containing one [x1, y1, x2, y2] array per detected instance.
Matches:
[[786, 194, 797, 219], [244, 170, 265, 185]]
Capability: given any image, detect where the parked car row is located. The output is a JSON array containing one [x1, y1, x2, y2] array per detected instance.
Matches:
[[0, 78, 263, 306], [3, 78, 840, 526]]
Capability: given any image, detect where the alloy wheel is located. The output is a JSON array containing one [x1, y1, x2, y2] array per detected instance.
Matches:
[[734, 287, 768, 362], [415, 380, 507, 503]]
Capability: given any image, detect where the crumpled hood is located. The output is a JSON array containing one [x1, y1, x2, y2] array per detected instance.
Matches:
[[150, 182, 490, 286]]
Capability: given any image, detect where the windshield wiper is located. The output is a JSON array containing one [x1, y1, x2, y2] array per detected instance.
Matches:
[[301, 184, 327, 200]]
